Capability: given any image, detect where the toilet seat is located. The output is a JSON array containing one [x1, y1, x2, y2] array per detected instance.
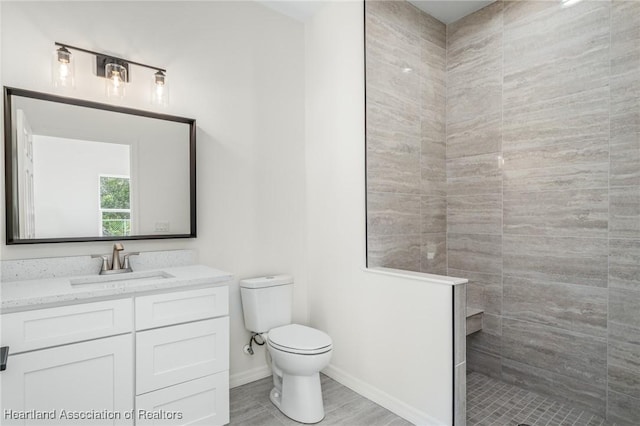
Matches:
[[268, 324, 332, 355]]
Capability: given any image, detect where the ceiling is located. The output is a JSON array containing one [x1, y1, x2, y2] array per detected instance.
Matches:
[[408, 0, 495, 24], [256, 0, 496, 25], [256, 1, 325, 22]]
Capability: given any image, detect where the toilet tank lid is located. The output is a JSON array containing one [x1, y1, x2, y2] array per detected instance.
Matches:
[[240, 274, 293, 289]]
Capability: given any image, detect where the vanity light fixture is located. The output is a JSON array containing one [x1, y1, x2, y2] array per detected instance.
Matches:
[[52, 42, 169, 106]]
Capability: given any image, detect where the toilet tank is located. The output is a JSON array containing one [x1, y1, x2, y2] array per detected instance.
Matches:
[[240, 275, 293, 333]]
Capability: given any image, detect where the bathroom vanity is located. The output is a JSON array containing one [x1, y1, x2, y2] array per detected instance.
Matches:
[[0, 261, 231, 426]]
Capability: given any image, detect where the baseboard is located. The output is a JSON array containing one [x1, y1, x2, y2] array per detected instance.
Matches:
[[229, 365, 272, 389], [322, 364, 447, 426]]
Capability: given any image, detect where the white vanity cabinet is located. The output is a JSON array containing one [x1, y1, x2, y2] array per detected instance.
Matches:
[[0, 284, 230, 426], [0, 300, 134, 426], [134, 287, 230, 426]]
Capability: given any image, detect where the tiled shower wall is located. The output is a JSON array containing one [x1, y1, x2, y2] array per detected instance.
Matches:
[[366, 1, 640, 424], [448, 2, 640, 424], [365, 1, 448, 275]]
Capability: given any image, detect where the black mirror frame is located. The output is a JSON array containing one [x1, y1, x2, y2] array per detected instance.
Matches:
[[3, 86, 197, 244]]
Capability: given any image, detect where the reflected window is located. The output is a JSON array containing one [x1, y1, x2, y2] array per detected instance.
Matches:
[[99, 175, 131, 236]]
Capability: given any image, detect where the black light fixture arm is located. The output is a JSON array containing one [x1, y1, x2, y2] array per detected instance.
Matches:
[[54, 42, 166, 73]]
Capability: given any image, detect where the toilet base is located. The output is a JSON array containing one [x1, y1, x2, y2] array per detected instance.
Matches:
[[270, 372, 325, 424]]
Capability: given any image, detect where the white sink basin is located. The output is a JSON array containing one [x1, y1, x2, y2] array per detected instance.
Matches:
[[70, 270, 174, 287]]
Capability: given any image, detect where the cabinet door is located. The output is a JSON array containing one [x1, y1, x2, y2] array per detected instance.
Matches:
[[1, 334, 133, 426], [136, 372, 229, 426], [136, 318, 229, 394]]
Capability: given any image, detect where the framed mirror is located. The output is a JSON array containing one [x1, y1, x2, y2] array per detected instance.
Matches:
[[3, 87, 196, 244]]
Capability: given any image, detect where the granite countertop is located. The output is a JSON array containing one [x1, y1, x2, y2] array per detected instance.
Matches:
[[1, 264, 232, 314]]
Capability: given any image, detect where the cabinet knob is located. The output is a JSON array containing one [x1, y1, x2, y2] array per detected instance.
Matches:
[[1, 346, 8, 371]]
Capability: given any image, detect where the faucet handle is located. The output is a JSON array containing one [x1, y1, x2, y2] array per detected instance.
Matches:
[[91, 254, 109, 274], [122, 252, 140, 271]]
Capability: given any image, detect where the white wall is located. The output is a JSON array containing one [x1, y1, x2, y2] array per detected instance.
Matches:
[[1, 3, 456, 423], [0, 1, 307, 382], [304, 2, 453, 424], [32, 136, 130, 238]]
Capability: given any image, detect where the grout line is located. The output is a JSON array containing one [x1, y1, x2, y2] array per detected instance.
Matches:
[[606, 0, 612, 421]]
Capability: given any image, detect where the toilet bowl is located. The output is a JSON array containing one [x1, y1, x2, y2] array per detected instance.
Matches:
[[267, 324, 332, 423], [239, 275, 333, 424]]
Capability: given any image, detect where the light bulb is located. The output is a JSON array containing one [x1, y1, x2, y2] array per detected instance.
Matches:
[[52, 46, 75, 88], [105, 63, 127, 99], [150, 70, 169, 107]]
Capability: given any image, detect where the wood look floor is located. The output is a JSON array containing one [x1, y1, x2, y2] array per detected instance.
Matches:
[[230, 371, 621, 425], [229, 374, 412, 426]]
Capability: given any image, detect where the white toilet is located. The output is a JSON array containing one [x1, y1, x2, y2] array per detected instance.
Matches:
[[240, 275, 332, 424]]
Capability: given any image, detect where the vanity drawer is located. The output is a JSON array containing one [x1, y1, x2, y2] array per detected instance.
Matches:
[[135, 286, 228, 331], [136, 317, 229, 395], [136, 372, 229, 426], [1, 299, 133, 353]]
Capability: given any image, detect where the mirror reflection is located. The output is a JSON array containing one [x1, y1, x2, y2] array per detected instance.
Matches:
[[5, 88, 195, 243]]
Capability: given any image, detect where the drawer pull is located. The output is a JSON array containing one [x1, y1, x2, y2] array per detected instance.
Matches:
[[1, 346, 9, 371]]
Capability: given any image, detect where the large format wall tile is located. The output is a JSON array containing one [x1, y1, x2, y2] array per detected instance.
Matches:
[[609, 187, 640, 238], [421, 196, 446, 233], [447, 194, 502, 235], [502, 319, 607, 387], [467, 348, 501, 379], [503, 162, 609, 193], [502, 358, 607, 415], [420, 164, 446, 197], [503, 235, 608, 287], [609, 238, 640, 291], [610, 0, 640, 115], [446, 75, 501, 127], [366, 1, 447, 271], [366, 0, 425, 44], [503, 1, 610, 107], [607, 391, 640, 426], [503, 276, 607, 337], [608, 321, 640, 400], [502, 87, 609, 152], [447, 153, 502, 196], [366, 52, 420, 108], [468, 313, 502, 357], [503, 188, 608, 238], [420, 232, 447, 275], [369, 1, 640, 420], [446, 113, 502, 160], [503, 0, 560, 27], [610, 288, 640, 330], [366, 89, 421, 194], [367, 192, 421, 236], [448, 233, 502, 274], [420, 7, 446, 49], [367, 234, 421, 272], [447, 1, 503, 53], [609, 365, 640, 402], [501, 138, 609, 172], [610, 141, 640, 188], [420, 49, 446, 108], [449, 268, 502, 315]]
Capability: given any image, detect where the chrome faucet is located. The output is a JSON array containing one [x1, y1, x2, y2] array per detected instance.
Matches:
[[92, 244, 139, 275]]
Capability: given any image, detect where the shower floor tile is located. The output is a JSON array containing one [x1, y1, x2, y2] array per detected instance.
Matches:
[[467, 372, 616, 426]]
